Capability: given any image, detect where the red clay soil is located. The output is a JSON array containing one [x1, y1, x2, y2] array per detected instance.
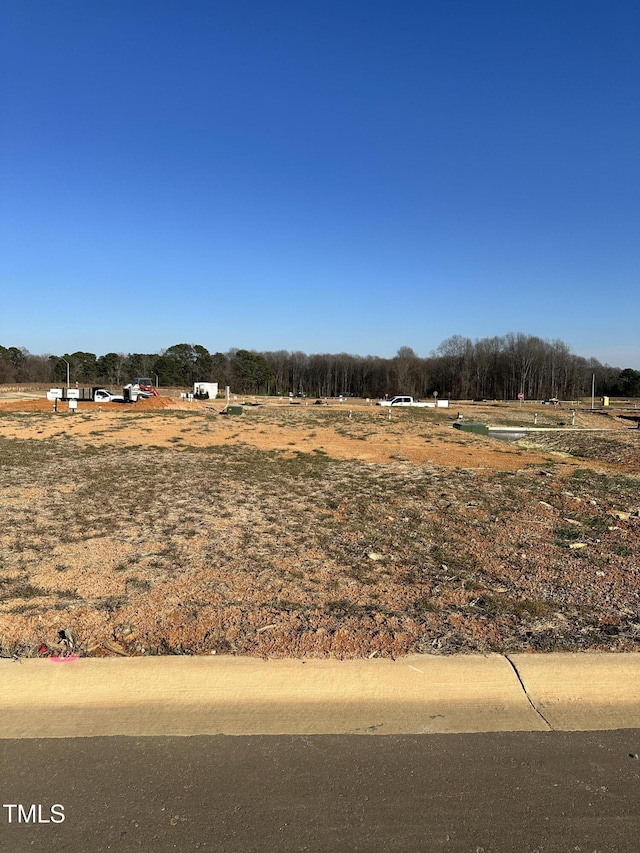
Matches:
[[0, 396, 177, 412]]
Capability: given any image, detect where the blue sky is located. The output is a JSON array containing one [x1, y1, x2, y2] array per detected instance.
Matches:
[[2, 0, 639, 367]]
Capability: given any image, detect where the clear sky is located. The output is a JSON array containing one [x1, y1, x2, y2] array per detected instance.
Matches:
[[2, 0, 639, 367]]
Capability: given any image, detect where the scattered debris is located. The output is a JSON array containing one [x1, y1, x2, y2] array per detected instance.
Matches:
[[57, 629, 75, 656], [102, 639, 129, 657]]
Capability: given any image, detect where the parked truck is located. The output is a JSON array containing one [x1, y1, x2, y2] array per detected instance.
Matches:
[[376, 395, 449, 408], [47, 386, 142, 403], [47, 387, 122, 403]]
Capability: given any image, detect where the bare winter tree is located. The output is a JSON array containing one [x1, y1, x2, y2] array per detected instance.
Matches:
[[3, 335, 631, 400]]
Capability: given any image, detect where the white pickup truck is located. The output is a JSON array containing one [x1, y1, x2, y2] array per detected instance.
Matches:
[[376, 395, 449, 408]]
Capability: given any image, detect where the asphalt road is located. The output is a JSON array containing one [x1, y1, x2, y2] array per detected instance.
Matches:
[[1, 731, 639, 852]]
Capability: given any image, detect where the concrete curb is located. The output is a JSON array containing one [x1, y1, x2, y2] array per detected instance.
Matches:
[[508, 653, 640, 731], [0, 653, 638, 738]]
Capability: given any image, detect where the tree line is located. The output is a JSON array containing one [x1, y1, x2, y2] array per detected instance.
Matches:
[[1, 335, 639, 400]]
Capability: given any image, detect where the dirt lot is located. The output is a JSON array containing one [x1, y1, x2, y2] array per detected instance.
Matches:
[[0, 392, 638, 659]]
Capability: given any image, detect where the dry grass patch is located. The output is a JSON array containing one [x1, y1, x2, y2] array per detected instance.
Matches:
[[0, 399, 638, 659]]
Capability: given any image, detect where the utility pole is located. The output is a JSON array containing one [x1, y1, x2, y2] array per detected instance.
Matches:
[[61, 358, 70, 390]]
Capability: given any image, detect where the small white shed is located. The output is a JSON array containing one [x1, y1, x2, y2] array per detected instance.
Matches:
[[193, 382, 218, 400]]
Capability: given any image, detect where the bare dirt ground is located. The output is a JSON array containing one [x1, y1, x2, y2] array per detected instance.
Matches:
[[0, 391, 638, 659]]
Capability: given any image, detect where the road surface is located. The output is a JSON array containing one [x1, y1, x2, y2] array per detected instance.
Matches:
[[2, 731, 639, 852]]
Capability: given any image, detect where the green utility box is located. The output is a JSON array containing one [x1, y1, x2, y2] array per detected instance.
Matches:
[[453, 422, 489, 436], [227, 405, 244, 415]]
